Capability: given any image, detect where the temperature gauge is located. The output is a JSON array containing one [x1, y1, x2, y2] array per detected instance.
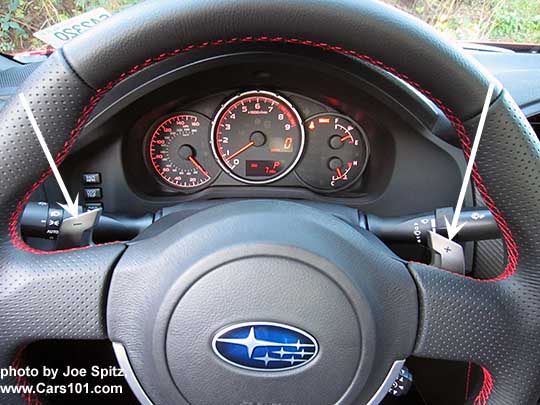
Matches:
[[296, 113, 369, 191]]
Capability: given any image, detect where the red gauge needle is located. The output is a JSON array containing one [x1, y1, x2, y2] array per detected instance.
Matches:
[[188, 155, 209, 177], [335, 167, 343, 178], [225, 141, 255, 162], [340, 134, 354, 143]]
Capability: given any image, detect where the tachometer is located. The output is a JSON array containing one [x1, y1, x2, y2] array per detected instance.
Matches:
[[148, 113, 219, 190], [211, 90, 305, 184]]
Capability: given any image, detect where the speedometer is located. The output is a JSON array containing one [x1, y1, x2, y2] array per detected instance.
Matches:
[[211, 91, 305, 184], [148, 112, 220, 190]]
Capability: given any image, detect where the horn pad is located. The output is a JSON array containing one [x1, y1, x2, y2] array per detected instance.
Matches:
[[107, 201, 418, 404], [166, 254, 360, 404]]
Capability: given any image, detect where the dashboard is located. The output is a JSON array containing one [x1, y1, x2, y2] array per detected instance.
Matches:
[[5, 42, 539, 262], [8, 42, 466, 269], [143, 90, 369, 193], [55, 46, 464, 222]]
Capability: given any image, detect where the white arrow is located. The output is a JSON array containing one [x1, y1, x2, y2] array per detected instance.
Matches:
[[18, 93, 80, 218], [445, 83, 495, 240]]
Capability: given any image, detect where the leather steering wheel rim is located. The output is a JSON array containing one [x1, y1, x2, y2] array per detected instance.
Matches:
[[0, 0, 539, 404]]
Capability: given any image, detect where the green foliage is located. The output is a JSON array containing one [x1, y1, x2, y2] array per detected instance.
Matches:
[[386, 0, 540, 44], [0, 0, 539, 53], [0, 0, 26, 52], [488, 0, 540, 43], [0, 0, 140, 53]]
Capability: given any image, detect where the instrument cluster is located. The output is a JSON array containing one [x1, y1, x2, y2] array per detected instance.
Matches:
[[144, 90, 370, 194]]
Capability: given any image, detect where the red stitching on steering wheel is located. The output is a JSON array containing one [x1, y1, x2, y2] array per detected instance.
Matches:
[[474, 367, 494, 405], [8, 36, 514, 403]]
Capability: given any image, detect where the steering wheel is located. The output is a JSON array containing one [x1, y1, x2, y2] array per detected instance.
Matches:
[[1, 0, 539, 404]]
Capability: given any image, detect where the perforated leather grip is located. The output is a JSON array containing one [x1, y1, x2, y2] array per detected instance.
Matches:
[[0, 52, 126, 404], [410, 92, 540, 405]]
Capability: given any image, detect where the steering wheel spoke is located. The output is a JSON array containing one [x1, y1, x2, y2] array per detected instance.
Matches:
[[0, 244, 125, 403], [0, 244, 125, 357], [409, 263, 514, 362], [5, 245, 124, 337], [409, 260, 540, 403]]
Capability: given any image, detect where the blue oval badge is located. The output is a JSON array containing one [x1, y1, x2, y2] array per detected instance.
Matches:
[[212, 322, 319, 371]]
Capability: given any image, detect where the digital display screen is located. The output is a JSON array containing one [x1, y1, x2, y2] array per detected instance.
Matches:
[[268, 137, 294, 153], [246, 160, 283, 177]]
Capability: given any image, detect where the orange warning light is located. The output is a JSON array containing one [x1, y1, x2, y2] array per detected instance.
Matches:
[[318, 117, 331, 124], [308, 121, 315, 130]]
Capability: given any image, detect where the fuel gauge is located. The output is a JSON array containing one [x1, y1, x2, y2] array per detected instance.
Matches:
[[296, 113, 369, 192]]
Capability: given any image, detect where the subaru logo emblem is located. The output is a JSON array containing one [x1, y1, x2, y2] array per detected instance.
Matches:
[[212, 322, 319, 371]]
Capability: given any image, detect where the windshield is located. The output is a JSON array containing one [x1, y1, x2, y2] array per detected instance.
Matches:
[[1, 0, 539, 54]]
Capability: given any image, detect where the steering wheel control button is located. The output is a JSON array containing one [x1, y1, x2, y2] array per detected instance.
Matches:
[[427, 231, 465, 274], [389, 366, 413, 397], [84, 187, 102, 200], [56, 207, 102, 250], [212, 322, 319, 371], [82, 172, 101, 184]]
